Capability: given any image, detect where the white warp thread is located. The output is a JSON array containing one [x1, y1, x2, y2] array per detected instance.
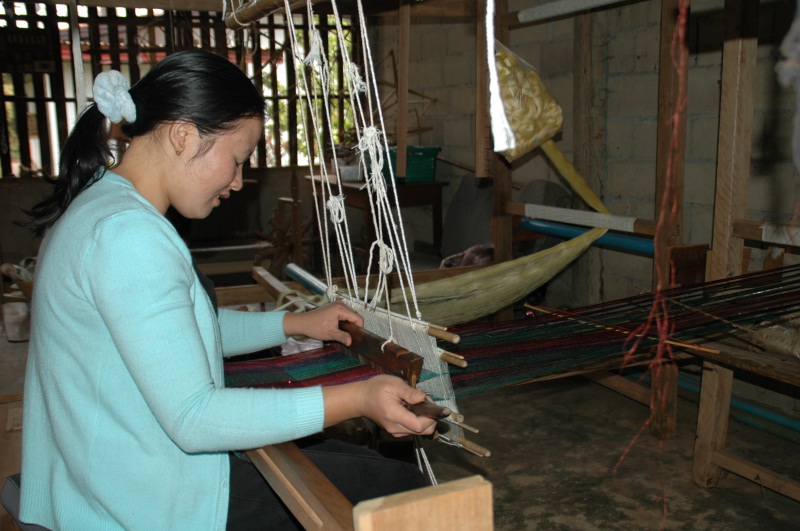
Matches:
[[283, 0, 465, 456], [340, 295, 464, 444]]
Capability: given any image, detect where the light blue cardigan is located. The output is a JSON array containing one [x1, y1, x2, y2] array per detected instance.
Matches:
[[20, 171, 325, 530]]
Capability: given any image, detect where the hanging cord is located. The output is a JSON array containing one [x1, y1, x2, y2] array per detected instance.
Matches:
[[348, 0, 422, 321], [283, 0, 361, 302], [413, 435, 438, 486], [283, 0, 467, 456]]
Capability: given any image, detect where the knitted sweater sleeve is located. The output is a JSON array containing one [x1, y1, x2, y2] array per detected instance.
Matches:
[[217, 308, 288, 356], [84, 211, 324, 452]]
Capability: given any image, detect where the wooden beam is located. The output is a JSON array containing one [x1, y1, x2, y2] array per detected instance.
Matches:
[[215, 285, 274, 307], [37, 0, 221, 10], [505, 201, 658, 236], [653, 0, 687, 278], [225, 0, 327, 28], [707, 0, 759, 280], [590, 372, 651, 405], [475, 0, 492, 178], [648, 0, 690, 442], [395, 0, 410, 178], [490, 0, 513, 321], [691, 342, 800, 388], [693, 361, 734, 487], [195, 260, 260, 276], [353, 475, 493, 530], [247, 443, 355, 530], [712, 448, 800, 502], [373, 0, 477, 18]]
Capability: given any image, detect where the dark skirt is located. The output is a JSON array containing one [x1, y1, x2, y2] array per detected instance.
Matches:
[[226, 436, 428, 530]]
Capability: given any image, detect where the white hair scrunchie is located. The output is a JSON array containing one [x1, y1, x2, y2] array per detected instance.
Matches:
[[93, 70, 137, 124]]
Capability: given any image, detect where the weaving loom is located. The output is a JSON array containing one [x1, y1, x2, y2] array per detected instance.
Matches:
[[233, 0, 608, 456], [224, 0, 510, 528], [218, 0, 706, 525], [228, 263, 800, 401]]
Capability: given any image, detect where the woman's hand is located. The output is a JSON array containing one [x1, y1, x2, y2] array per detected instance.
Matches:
[[282, 302, 363, 346], [323, 375, 437, 437]]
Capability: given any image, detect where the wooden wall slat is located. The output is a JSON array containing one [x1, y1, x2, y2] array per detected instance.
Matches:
[[47, 4, 71, 149], [31, 75, 53, 175], [11, 74, 31, 171]]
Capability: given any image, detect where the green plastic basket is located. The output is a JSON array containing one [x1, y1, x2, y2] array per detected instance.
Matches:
[[384, 146, 441, 183]]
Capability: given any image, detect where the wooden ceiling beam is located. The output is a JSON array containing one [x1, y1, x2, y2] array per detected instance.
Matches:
[[34, 0, 222, 11]]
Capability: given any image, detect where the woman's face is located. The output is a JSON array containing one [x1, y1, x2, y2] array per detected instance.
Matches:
[[171, 117, 263, 219]]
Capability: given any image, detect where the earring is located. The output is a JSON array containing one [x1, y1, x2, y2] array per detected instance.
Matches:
[[176, 149, 183, 156]]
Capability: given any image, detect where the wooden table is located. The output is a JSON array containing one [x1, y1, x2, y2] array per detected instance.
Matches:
[[305, 176, 448, 255]]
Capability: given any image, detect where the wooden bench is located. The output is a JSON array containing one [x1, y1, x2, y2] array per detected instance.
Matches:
[[248, 443, 492, 530], [692, 341, 800, 501]]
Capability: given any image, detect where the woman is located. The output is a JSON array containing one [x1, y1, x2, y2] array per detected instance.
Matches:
[[20, 49, 435, 530]]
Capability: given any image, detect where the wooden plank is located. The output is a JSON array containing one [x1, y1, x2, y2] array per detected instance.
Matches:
[[215, 285, 274, 308], [395, 1, 410, 178], [38, 0, 221, 10], [353, 475, 492, 531], [573, 11, 594, 204], [505, 201, 658, 236], [649, 0, 689, 441], [591, 372, 651, 406], [475, 0, 492, 179], [707, 0, 759, 281], [712, 448, 800, 502], [252, 266, 315, 311], [649, 360, 678, 440], [196, 260, 259, 276], [247, 443, 354, 531], [694, 342, 800, 388], [491, 0, 513, 322], [693, 360, 733, 487], [11, 74, 31, 172]]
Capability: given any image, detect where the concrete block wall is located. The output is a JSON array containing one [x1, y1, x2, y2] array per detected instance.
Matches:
[[371, 1, 799, 417], [372, 0, 798, 308]]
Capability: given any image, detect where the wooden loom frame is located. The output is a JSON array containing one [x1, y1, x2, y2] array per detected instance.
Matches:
[[689, 0, 800, 503], [224, 0, 800, 515], [494, 0, 800, 504], [216, 267, 494, 530]]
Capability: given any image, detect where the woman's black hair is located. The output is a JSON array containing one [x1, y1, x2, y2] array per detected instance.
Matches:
[[24, 49, 265, 237]]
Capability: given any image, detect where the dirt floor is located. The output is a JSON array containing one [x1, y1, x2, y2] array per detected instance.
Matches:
[[420, 378, 800, 530]]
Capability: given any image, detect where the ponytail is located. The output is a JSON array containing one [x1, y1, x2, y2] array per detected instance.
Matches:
[[23, 104, 112, 237]]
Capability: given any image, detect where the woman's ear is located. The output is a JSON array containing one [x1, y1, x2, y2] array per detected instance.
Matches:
[[167, 121, 197, 157]]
